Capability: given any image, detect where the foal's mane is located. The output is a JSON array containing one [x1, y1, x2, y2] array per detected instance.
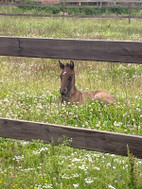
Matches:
[[65, 63, 70, 68]]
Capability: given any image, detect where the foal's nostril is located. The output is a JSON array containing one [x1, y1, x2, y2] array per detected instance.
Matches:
[[60, 90, 64, 95], [60, 88, 67, 95]]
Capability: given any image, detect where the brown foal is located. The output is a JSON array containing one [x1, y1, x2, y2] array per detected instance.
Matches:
[[59, 60, 115, 104]]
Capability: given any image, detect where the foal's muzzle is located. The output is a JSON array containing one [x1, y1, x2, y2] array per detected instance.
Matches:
[[60, 88, 67, 96]]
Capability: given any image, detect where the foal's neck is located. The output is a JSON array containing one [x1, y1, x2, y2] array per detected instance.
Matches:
[[62, 85, 80, 103], [70, 85, 77, 96], [66, 85, 77, 99]]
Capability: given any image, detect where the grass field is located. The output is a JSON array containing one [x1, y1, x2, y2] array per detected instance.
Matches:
[[0, 16, 142, 40], [0, 16, 142, 188]]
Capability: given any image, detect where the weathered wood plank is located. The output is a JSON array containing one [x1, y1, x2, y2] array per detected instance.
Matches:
[[0, 13, 64, 17], [0, 36, 142, 64], [0, 13, 128, 17], [60, 0, 142, 2], [0, 3, 62, 7], [40, 0, 59, 1], [1, 12, 142, 19], [1, 2, 142, 8], [63, 4, 142, 9], [0, 11, 125, 17], [0, 118, 142, 158]]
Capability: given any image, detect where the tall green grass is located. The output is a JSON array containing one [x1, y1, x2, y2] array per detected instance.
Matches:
[[0, 138, 142, 189], [0, 16, 142, 40]]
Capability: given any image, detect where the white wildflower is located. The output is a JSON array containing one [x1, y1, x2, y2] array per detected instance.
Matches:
[[72, 158, 81, 162], [62, 174, 70, 179], [107, 163, 111, 167], [114, 121, 122, 127], [78, 164, 88, 170], [72, 173, 80, 178], [13, 155, 24, 161], [73, 183, 79, 188], [85, 177, 94, 184], [94, 166, 100, 171], [20, 141, 29, 146], [33, 147, 48, 155], [108, 184, 116, 189]]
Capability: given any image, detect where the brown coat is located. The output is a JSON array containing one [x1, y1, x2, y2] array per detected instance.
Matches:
[[61, 86, 114, 105]]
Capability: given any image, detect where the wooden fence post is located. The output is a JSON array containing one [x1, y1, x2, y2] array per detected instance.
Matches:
[[100, 0, 102, 8], [128, 3, 131, 24], [62, 0, 66, 16]]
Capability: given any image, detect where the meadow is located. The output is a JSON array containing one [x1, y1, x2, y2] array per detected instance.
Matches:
[[0, 15, 142, 188]]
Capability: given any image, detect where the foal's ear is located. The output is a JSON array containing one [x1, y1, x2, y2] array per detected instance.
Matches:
[[59, 60, 65, 69], [70, 60, 74, 69]]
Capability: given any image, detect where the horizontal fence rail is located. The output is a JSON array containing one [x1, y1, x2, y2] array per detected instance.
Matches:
[[0, 2, 62, 7], [1, 13, 142, 22], [1, 1, 142, 9], [0, 118, 142, 158], [1, 13, 142, 19], [0, 36, 142, 64], [60, 0, 142, 2], [1, 4, 142, 9]]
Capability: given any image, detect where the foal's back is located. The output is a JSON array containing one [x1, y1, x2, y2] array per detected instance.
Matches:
[[89, 90, 115, 104], [74, 89, 114, 105]]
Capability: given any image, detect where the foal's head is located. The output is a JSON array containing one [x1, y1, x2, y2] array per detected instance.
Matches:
[[59, 60, 75, 96]]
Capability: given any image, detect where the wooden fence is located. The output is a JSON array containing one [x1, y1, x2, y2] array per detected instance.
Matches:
[[1, 0, 142, 8], [1, 0, 142, 22], [1, 36, 142, 63], [0, 117, 142, 158], [0, 36, 142, 158]]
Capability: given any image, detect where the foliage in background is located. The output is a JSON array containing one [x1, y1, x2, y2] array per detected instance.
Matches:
[[0, 3, 141, 16]]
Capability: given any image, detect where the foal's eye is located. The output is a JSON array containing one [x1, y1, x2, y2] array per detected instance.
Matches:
[[68, 75, 73, 81]]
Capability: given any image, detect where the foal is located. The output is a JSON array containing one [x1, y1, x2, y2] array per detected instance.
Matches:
[[59, 60, 114, 104]]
